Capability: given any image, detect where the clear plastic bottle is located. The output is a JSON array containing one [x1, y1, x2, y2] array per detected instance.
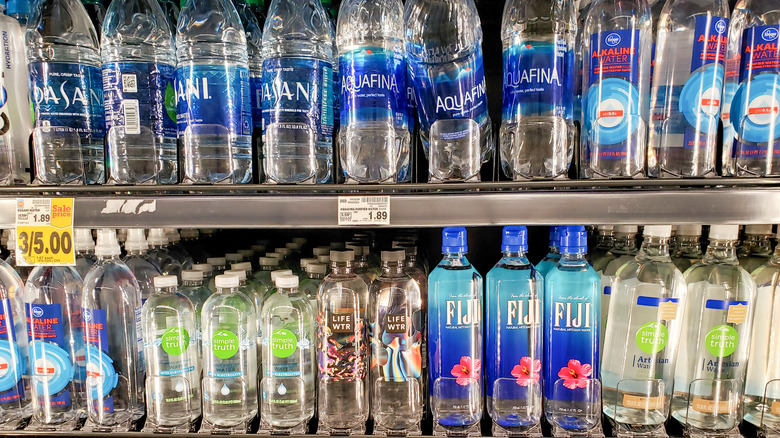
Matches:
[[254, 256, 280, 293], [299, 262, 325, 309], [316, 249, 369, 434], [574, 0, 592, 128], [738, 224, 774, 274], [26, 0, 105, 185], [346, 243, 375, 287], [234, 0, 264, 182], [672, 225, 756, 435], [81, 229, 144, 431], [123, 228, 163, 304], [165, 229, 194, 269], [486, 226, 543, 435], [261, 0, 335, 184], [101, 0, 178, 185], [648, 0, 730, 177], [158, 0, 179, 30], [147, 228, 183, 279], [0, 258, 29, 430], [580, 0, 651, 179], [258, 274, 316, 434], [671, 224, 704, 272], [24, 265, 84, 430], [336, 0, 409, 183], [535, 226, 562, 277], [180, 229, 210, 263], [500, 0, 575, 180], [404, 0, 493, 183], [587, 225, 614, 265], [598, 225, 639, 354], [601, 225, 686, 436], [75, 228, 97, 279], [179, 269, 211, 355], [82, 0, 106, 35], [428, 227, 483, 435], [543, 225, 602, 435], [176, 0, 253, 184], [200, 274, 258, 433]]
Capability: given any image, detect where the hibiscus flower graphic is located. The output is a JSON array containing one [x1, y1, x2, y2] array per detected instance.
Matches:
[[558, 359, 592, 389], [511, 357, 541, 386], [450, 356, 481, 386]]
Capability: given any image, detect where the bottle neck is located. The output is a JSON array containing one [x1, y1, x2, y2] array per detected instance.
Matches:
[[596, 233, 614, 248], [217, 286, 239, 294], [639, 236, 671, 258], [330, 261, 354, 275], [560, 251, 587, 264], [127, 249, 146, 256], [502, 250, 529, 261], [278, 286, 297, 295], [96, 254, 120, 262], [441, 252, 469, 267], [547, 246, 560, 255], [613, 233, 637, 253], [307, 272, 325, 280], [676, 235, 701, 253], [154, 286, 177, 295], [382, 261, 405, 276], [747, 234, 773, 256], [704, 239, 739, 263], [183, 280, 203, 287]]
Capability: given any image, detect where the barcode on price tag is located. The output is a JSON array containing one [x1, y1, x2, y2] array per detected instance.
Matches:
[[338, 196, 390, 226]]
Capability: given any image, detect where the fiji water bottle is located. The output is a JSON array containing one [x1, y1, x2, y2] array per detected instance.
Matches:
[[648, 0, 730, 178], [101, 0, 178, 185], [261, 0, 335, 184], [722, 0, 780, 176], [535, 226, 562, 277], [337, 0, 409, 183], [404, 0, 493, 183], [428, 227, 483, 435], [27, 0, 105, 185], [141, 275, 201, 432], [601, 225, 686, 436], [672, 225, 756, 435], [486, 226, 543, 435], [24, 266, 85, 431], [123, 228, 163, 304], [543, 225, 602, 435], [0, 258, 29, 430], [500, 0, 576, 180], [176, 0, 253, 184], [581, 0, 651, 179], [234, 0, 264, 182], [81, 229, 144, 431]]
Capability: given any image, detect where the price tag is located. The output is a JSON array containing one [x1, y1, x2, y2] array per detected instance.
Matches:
[[15, 198, 75, 266], [338, 196, 390, 226]]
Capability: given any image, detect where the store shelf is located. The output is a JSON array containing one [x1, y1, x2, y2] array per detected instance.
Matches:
[[0, 179, 778, 228]]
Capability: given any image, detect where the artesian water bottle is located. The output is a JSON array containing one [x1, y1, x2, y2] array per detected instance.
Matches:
[[261, 0, 334, 184], [141, 275, 201, 432], [101, 0, 178, 185], [543, 225, 602, 435], [428, 227, 483, 435], [123, 229, 163, 304], [738, 224, 774, 274], [176, 0, 253, 184], [75, 228, 97, 279], [404, 0, 493, 183], [0, 258, 29, 429], [601, 225, 686, 436], [234, 0, 264, 182], [81, 229, 144, 431], [27, 0, 105, 185], [500, 0, 576, 180], [24, 265, 85, 430], [671, 225, 704, 272], [337, 0, 409, 183], [581, 0, 651, 179], [672, 225, 756, 435], [648, 0, 730, 178], [486, 226, 543, 435], [597, 225, 639, 355], [535, 226, 562, 277]]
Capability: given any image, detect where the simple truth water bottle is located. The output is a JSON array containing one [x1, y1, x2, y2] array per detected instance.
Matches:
[[500, 0, 576, 180], [27, 0, 105, 185], [176, 0, 253, 184], [404, 0, 493, 183]]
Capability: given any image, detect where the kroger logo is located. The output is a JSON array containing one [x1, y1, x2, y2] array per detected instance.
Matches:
[[605, 33, 621, 47], [32, 307, 43, 318], [83, 310, 92, 322], [715, 19, 727, 34], [763, 28, 779, 41]]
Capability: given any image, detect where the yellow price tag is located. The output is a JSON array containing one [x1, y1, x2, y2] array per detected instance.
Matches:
[[15, 198, 75, 266]]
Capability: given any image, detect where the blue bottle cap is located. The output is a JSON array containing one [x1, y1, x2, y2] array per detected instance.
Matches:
[[6, 0, 30, 16], [502, 226, 528, 252], [549, 226, 562, 247], [442, 227, 468, 253], [559, 225, 588, 254]]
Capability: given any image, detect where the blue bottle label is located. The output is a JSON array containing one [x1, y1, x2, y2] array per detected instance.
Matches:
[[503, 39, 572, 121], [410, 48, 489, 133], [82, 308, 118, 413], [26, 303, 73, 405], [261, 57, 334, 138], [29, 62, 105, 139], [250, 74, 263, 130], [691, 16, 729, 72], [339, 47, 408, 131], [175, 64, 252, 137], [0, 300, 24, 404]]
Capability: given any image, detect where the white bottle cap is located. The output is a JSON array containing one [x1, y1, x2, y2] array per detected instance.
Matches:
[[293, 237, 307, 245], [181, 270, 204, 281], [276, 275, 299, 288], [95, 229, 122, 257], [238, 249, 254, 259], [192, 263, 213, 273], [330, 242, 345, 249], [745, 224, 773, 235], [207, 257, 226, 266], [614, 225, 639, 234], [709, 225, 740, 241], [266, 252, 282, 260], [225, 253, 243, 263], [677, 225, 702, 236], [124, 228, 149, 252], [5, 229, 15, 251], [345, 244, 364, 256], [258, 257, 279, 267], [318, 255, 330, 264], [75, 228, 95, 251], [154, 275, 178, 288], [274, 247, 291, 257], [116, 228, 127, 243], [225, 269, 247, 280], [271, 269, 293, 284], [286, 242, 302, 251], [643, 225, 673, 238], [165, 228, 181, 243], [597, 225, 614, 231], [306, 263, 327, 274], [215, 274, 239, 289], [147, 228, 169, 246], [300, 258, 317, 270], [251, 244, 266, 253], [313, 247, 329, 256], [180, 228, 199, 239], [232, 262, 252, 271]]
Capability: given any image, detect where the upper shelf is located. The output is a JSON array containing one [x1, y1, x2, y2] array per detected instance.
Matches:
[[0, 179, 777, 228]]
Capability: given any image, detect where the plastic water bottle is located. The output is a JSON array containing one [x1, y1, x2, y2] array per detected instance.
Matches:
[[178, 270, 211, 355], [404, 0, 493, 183], [176, 0, 253, 184], [486, 226, 543, 435], [500, 0, 576, 180], [535, 226, 562, 277], [586, 225, 614, 265], [81, 229, 144, 431], [671, 224, 704, 272], [123, 228, 163, 304], [82, 0, 106, 36], [580, 0, 651, 179], [158, 0, 178, 30], [101, 0, 178, 185], [27, 0, 105, 185], [23, 265, 85, 430], [164, 229, 194, 268], [0, 258, 29, 429], [428, 227, 483, 435], [147, 228, 183, 279], [234, 0, 264, 182], [75, 228, 97, 279], [574, 0, 591, 129], [597, 225, 639, 355], [648, 0, 730, 177], [261, 0, 334, 184], [336, 0, 409, 183], [739, 224, 774, 273]]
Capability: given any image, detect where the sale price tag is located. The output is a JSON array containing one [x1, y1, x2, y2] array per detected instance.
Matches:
[[16, 198, 75, 266], [338, 196, 390, 226]]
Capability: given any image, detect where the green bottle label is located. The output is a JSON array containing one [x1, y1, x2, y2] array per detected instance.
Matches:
[[161, 326, 190, 356], [271, 329, 297, 358], [212, 329, 239, 359], [705, 325, 739, 358], [635, 322, 668, 354]]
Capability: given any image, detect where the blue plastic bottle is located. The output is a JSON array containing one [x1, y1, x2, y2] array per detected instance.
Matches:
[[486, 226, 543, 435], [535, 226, 562, 277], [428, 227, 483, 435], [543, 225, 602, 435]]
